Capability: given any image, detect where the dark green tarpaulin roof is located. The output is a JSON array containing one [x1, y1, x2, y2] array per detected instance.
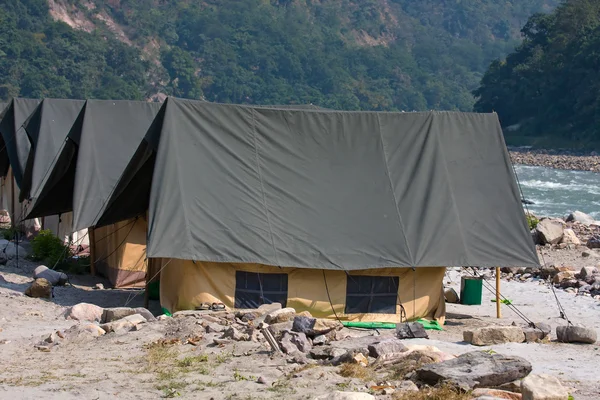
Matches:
[[0, 98, 41, 183], [71, 100, 162, 231], [21, 99, 86, 203], [145, 98, 539, 269]]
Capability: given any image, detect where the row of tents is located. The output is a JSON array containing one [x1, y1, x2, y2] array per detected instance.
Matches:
[[0, 97, 539, 323]]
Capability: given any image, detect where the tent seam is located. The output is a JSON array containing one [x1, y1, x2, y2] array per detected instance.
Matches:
[[249, 109, 280, 266], [375, 114, 415, 267], [432, 113, 472, 265]]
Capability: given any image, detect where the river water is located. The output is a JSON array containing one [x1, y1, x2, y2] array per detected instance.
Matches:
[[514, 164, 600, 219]]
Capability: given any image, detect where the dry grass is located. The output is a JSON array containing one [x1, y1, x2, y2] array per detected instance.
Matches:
[[338, 363, 376, 381], [392, 384, 471, 400], [383, 352, 437, 380]]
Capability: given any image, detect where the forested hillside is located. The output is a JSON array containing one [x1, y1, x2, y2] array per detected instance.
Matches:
[[1, 0, 558, 111], [474, 0, 600, 145]]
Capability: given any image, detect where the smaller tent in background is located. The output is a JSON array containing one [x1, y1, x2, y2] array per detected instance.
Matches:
[[0, 99, 42, 235]]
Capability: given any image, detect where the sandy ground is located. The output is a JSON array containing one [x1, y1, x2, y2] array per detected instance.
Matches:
[[1, 246, 599, 400]]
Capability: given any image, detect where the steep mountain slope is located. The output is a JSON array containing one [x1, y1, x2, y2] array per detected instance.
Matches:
[[474, 0, 600, 146], [1, 0, 559, 110]]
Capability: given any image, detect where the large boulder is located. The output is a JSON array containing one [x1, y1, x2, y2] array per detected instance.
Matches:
[[566, 211, 595, 225], [535, 220, 564, 245], [0, 239, 28, 260], [463, 326, 525, 346], [64, 303, 104, 322], [24, 278, 52, 298], [560, 229, 580, 246], [587, 235, 600, 249], [33, 265, 68, 286], [521, 374, 569, 400], [556, 325, 597, 344], [416, 351, 532, 389]]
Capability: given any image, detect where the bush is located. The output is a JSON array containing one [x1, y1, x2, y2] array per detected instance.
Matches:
[[31, 229, 71, 267], [526, 214, 539, 230]]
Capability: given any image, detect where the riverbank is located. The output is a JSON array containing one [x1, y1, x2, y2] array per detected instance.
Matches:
[[509, 147, 600, 172]]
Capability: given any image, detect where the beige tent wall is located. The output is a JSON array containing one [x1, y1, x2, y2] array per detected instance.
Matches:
[[0, 168, 41, 237], [41, 213, 89, 246], [93, 217, 148, 288], [160, 260, 446, 323]]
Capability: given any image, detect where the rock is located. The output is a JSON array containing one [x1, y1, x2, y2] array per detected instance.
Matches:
[[64, 303, 104, 322], [81, 324, 106, 336], [353, 353, 369, 367], [521, 374, 569, 400], [279, 331, 312, 353], [330, 348, 370, 366], [471, 388, 522, 400], [257, 302, 282, 314], [257, 376, 268, 385], [560, 229, 580, 245], [205, 322, 226, 333], [292, 316, 343, 336], [313, 391, 375, 400], [240, 311, 262, 322], [267, 321, 294, 339], [523, 323, 551, 343], [297, 310, 313, 318], [416, 351, 532, 389], [566, 211, 595, 225], [309, 346, 347, 360], [396, 322, 428, 339], [552, 271, 575, 285], [368, 339, 408, 358], [463, 326, 525, 346], [444, 288, 460, 303], [536, 220, 564, 245], [556, 325, 597, 344], [94, 283, 104, 290], [313, 334, 328, 345], [24, 278, 52, 299], [0, 240, 28, 259], [221, 326, 249, 341], [580, 266, 599, 279], [394, 381, 419, 392], [539, 265, 558, 279], [33, 266, 68, 286], [101, 307, 154, 323], [101, 314, 147, 334], [264, 307, 296, 324], [496, 380, 523, 394], [587, 235, 600, 249]]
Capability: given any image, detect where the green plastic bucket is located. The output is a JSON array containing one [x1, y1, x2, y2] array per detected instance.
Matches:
[[460, 276, 483, 305]]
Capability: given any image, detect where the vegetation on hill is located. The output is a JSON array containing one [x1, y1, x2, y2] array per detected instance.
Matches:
[[2, 0, 558, 112], [474, 0, 600, 146]]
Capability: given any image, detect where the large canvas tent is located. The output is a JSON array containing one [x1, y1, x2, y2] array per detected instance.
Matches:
[[2, 95, 539, 322], [79, 97, 538, 321]]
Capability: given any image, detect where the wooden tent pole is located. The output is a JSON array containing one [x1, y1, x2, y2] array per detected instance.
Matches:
[[496, 267, 501, 318], [89, 227, 96, 276]]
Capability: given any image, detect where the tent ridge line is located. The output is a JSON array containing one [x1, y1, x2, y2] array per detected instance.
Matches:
[[375, 113, 414, 267], [249, 108, 280, 266]]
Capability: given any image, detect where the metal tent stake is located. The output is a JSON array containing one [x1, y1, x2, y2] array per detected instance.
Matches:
[[496, 267, 501, 318]]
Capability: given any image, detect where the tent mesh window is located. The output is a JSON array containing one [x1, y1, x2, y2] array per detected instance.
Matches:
[[234, 271, 288, 309], [345, 276, 399, 314]]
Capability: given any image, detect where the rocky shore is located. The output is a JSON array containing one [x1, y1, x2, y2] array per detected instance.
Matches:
[[509, 147, 600, 172]]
